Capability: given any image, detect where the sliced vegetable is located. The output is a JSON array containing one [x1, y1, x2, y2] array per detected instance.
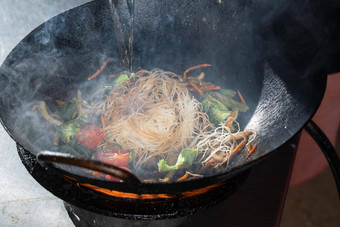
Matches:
[[74, 115, 91, 126], [201, 84, 221, 92], [88, 59, 109, 80], [219, 89, 236, 98], [114, 72, 135, 87], [58, 99, 79, 121], [128, 149, 134, 163], [177, 172, 190, 181], [109, 142, 123, 149], [104, 167, 132, 182], [237, 90, 247, 105], [74, 125, 104, 149], [202, 93, 228, 112], [59, 120, 80, 143], [58, 93, 90, 122], [208, 105, 232, 125], [202, 91, 248, 128], [225, 109, 239, 128], [95, 147, 130, 167], [183, 64, 211, 80], [188, 79, 203, 94], [38, 101, 63, 126], [213, 91, 249, 112], [59, 139, 93, 158], [56, 100, 66, 105], [202, 94, 232, 125], [158, 148, 197, 172]]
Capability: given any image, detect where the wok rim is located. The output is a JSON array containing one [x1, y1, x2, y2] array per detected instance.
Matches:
[[0, 0, 328, 194], [0, 68, 326, 193]]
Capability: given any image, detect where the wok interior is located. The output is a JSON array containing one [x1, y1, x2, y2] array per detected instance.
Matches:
[[0, 0, 325, 182]]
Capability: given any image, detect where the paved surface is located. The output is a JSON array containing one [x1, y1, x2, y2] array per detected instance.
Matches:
[[281, 125, 340, 227], [282, 167, 340, 227], [0, 1, 90, 226]]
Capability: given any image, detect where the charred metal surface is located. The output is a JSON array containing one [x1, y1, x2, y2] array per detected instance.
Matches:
[[59, 135, 298, 226], [18, 144, 248, 220]]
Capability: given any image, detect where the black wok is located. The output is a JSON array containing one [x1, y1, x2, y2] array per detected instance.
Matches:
[[0, 0, 339, 218]]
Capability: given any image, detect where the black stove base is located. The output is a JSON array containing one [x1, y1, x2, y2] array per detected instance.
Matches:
[[64, 134, 300, 227], [65, 202, 187, 227]]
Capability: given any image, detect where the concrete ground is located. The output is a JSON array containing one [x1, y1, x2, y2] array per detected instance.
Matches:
[[281, 127, 340, 226]]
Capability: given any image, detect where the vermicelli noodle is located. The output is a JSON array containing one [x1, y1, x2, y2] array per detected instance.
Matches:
[[38, 65, 258, 182], [96, 69, 211, 170]]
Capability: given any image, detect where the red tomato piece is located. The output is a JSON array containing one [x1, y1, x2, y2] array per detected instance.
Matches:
[[105, 174, 121, 182], [75, 125, 104, 149], [104, 167, 132, 182], [95, 147, 130, 167]]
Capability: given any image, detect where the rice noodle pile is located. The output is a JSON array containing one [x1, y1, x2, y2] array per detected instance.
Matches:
[[195, 123, 257, 168], [96, 69, 211, 170], [195, 124, 239, 167]]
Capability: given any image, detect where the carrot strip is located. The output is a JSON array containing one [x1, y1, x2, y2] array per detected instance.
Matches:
[[246, 143, 258, 159], [54, 131, 59, 146], [110, 71, 127, 78], [225, 109, 237, 128], [56, 100, 66, 105], [88, 59, 109, 80], [135, 71, 147, 77], [177, 172, 189, 181], [101, 116, 106, 136], [162, 177, 171, 182], [201, 85, 221, 91], [92, 171, 105, 177], [32, 104, 39, 111], [188, 80, 203, 94], [230, 139, 247, 158], [237, 90, 246, 105], [183, 64, 211, 79]]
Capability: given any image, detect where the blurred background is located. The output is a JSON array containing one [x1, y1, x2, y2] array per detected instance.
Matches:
[[0, 0, 339, 226], [281, 72, 340, 227]]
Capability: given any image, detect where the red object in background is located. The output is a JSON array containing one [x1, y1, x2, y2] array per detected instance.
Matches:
[[290, 73, 340, 186]]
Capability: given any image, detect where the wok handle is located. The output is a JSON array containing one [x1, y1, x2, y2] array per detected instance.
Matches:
[[304, 120, 340, 199], [36, 151, 140, 183]]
